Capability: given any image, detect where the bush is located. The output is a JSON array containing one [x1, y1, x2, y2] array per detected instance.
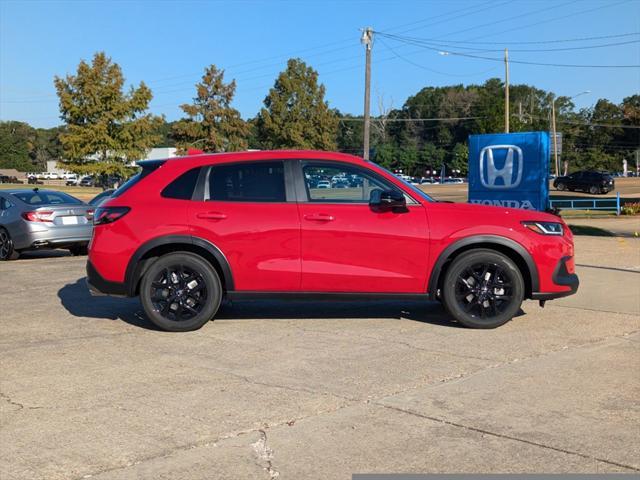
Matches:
[[621, 202, 640, 215]]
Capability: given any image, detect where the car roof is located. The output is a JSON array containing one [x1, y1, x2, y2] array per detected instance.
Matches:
[[142, 150, 366, 168], [2, 189, 67, 195]]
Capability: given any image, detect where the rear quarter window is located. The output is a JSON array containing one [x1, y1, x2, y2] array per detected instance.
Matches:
[[162, 167, 202, 200]]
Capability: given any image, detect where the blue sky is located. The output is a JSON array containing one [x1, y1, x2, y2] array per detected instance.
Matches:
[[1, 0, 639, 128]]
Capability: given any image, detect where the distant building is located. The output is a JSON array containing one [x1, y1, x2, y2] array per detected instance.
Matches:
[[47, 147, 179, 172]]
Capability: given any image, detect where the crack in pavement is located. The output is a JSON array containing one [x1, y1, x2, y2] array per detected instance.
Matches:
[[376, 403, 640, 472], [0, 391, 42, 411], [292, 325, 495, 362], [67, 331, 639, 478], [251, 429, 280, 479]]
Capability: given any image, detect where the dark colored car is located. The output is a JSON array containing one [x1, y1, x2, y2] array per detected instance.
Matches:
[[87, 150, 578, 332], [553, 171, 614, 195], [88, 189, 115, 206]]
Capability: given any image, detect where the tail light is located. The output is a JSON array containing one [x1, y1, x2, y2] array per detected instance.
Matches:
[[85, 209, 94, 220], [22, 211, 54, 222], [93, 206, 130, 225]]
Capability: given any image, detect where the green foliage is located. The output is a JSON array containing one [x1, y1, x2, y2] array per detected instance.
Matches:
[[621, 202, 640, 216], [0, 122, 34, 171], [0, 121, 62, 172], [257, 58, 338, 149], [54, 52, 162, 176], [172, 65, 249, 153]]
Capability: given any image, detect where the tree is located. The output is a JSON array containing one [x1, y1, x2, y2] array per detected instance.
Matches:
[[0, 122, 36, 171], [172, 65, 248, 153], [257, 58, 338, 149], [450, 143, 469, 175], [54, 52, 162, 175]]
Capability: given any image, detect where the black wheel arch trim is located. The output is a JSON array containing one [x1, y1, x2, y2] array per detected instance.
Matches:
[[427, 235, 539, 300], [124, 235, 234, 297]]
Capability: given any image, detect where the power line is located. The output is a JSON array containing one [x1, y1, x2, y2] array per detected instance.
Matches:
[[377, 34, 640, 68], [379, 34, 640, 53], [401, 31, 640, 46], [378, 37, 501, 77], [340, 116, 484, 122]]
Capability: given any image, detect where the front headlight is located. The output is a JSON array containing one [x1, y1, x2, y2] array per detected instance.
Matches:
[[522, 221, 564, 236]]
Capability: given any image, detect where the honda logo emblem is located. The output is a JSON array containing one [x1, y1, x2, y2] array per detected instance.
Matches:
[[479, 145, 523, 189]]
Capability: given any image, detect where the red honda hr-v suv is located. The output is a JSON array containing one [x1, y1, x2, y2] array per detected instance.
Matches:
[[87, 150, 578, 331]]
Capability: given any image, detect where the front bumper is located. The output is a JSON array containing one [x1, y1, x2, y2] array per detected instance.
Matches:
[[86, 260, 127, 297], [531, 255, 579, 301]]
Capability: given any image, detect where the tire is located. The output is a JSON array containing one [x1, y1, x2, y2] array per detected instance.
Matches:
[[68, 245, 88, 256], [140, 252, 222, 332], [0, 227, 17, 261], [588, 185, 600, 195], [441, 249, 525, 329], [555, 182, 566, 191]]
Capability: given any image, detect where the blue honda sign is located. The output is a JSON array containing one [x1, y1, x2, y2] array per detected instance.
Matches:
[[468, 131, 550, 211]]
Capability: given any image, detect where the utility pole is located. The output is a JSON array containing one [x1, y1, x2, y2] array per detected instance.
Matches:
[[361, 27, 373, 160], [504, 48, 509, 133], [551, 97, 559, 177]]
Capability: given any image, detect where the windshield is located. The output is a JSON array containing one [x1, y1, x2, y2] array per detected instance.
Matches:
[[12, 191, 83, 206], [372, 163, 435, 202]]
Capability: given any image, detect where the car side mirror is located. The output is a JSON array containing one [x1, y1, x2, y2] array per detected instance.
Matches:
[[369, 189, 407, 212]]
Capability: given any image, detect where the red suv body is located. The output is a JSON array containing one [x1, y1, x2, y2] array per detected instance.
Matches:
[[87, 150, 578, 331]]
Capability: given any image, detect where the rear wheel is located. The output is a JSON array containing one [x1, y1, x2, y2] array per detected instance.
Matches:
[[441, 249, 524, 329], [0, 228, 17, 261], [140, 252, 222, 332], [68, 245, 88, 256]]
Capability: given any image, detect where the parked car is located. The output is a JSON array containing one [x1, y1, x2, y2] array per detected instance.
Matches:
[[65, 175, 79, 186], [27, 175, 43, 185], [553, 171, 614, 195], [0, 175, 21, 184], [88, 189, 115, 206], [86, 151, 578, 332], [316, 180, 331, 189], [0, 188, 94, 259], [79, 176, 95, 187]]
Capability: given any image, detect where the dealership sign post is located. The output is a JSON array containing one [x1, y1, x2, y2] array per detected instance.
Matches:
[[468, 131, 550, 211]]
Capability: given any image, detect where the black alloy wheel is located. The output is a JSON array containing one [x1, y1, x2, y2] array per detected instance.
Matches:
[[140, 252, 222, 331], [442, 249, 524, 329], [556, 182, 566, 191], [589, 185, 599, 195], [0, 228, 16, 261]]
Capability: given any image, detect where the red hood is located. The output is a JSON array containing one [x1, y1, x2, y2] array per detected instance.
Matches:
[[432, 201, 564, 224]]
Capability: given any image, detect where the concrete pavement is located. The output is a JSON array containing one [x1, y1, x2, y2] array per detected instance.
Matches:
[[1, 236, 638, 479]]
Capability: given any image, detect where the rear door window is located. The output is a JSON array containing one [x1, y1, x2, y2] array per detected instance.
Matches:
[[207, 162, 286, 202]]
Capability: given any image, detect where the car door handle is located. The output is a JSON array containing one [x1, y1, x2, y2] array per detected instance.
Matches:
[[196, 212, 227, 220], [304, 213, 335, 222]]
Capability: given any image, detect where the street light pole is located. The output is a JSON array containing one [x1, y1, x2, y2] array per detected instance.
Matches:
[[361, 27, 373, 160], [551, 90, 590, 177], [551, 98, 559, 177]]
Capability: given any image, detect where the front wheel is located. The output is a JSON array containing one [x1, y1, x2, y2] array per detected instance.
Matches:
[[140, 252, 222, 332], [441, 249, 525, 329], [588, 185, 599, 195], [556, 182, 566, 191]]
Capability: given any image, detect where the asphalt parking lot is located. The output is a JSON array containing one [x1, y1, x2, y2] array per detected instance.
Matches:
[[1, 236, 639, 479]]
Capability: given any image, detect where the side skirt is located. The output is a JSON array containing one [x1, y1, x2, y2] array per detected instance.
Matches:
[[226, 291, 432, 302]]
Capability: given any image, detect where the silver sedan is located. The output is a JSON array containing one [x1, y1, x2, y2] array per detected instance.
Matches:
[[0, 188, 94, 260]]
